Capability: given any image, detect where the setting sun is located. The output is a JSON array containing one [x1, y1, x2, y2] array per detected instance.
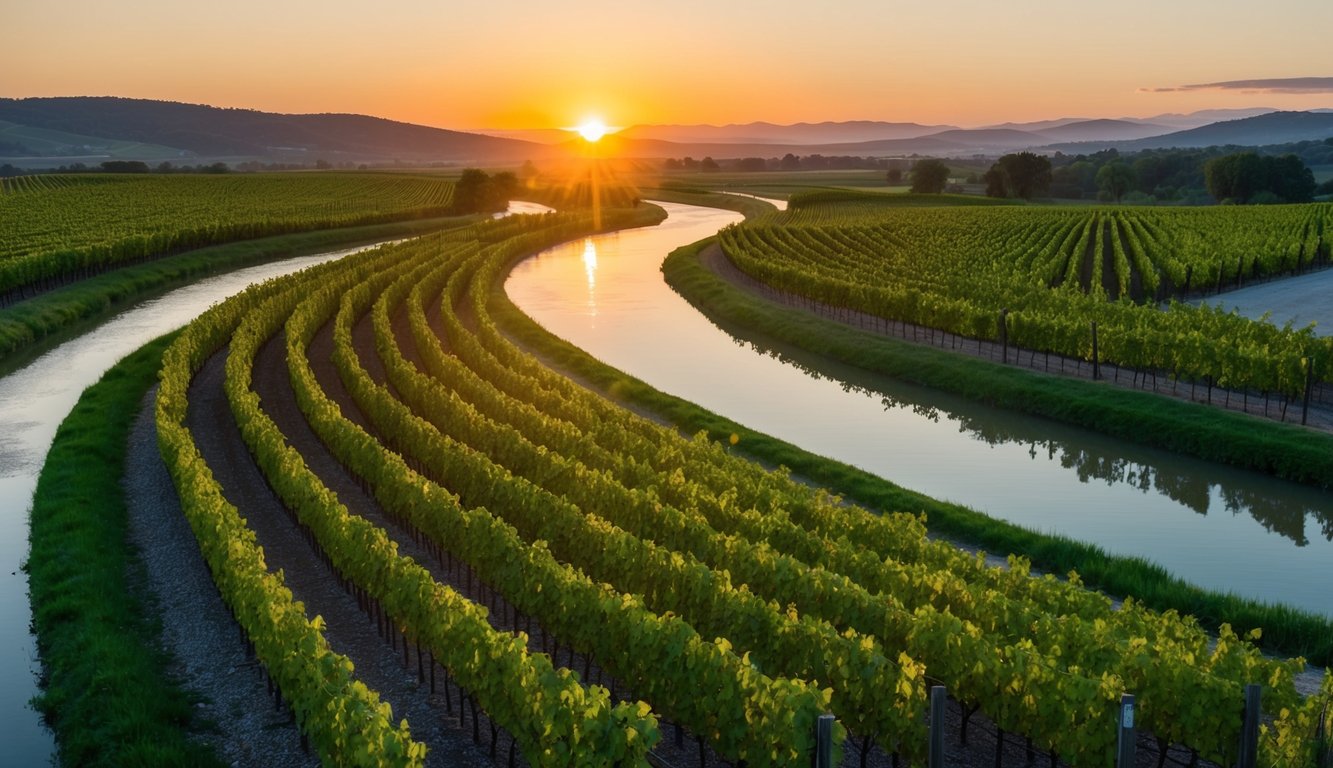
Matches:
[[576, 117, 609, 142]]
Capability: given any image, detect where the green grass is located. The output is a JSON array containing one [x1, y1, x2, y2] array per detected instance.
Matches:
[[27, 332, 226, 767], [0, 214, 471, 374], [644, 187, 778, 218], [486, 224, 1333, 666]]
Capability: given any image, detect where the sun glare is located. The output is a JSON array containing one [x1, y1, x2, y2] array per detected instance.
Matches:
[[576, 118, 609, 143]]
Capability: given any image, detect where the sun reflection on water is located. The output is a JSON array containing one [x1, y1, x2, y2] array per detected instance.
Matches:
[[581, 237, 598, 316]]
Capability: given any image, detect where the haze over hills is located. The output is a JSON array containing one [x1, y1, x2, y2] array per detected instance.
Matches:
[[3, 97, 1333, 168], [0, 96, 551, 164], [1049, 111, 1333, 153], [615, 121, 960, 145]]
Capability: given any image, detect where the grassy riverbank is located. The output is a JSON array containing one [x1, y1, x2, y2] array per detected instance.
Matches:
[[27, 332, 224, 767], [492, 235, 1333, 667], [664, 236, 1333, 486], [0, 214, 471, 375]]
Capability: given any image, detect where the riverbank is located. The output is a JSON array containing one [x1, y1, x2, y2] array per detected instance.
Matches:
[[26, 334, 226, 766]]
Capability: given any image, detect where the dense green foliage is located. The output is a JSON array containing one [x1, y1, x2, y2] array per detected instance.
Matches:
[[0, 172, 456, 299], [28, 333, 225, 767], [723, 194, 1333, 399], [1205, 152, 1317, 204], [157, 255, 427, 766], [1051, 140, 1333, 204], [984, 152, 1053, 199], [908, 158, 949, 193]]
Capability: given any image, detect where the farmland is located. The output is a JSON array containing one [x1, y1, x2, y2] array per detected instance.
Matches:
[[10, 181, 1333, 766], [0, 173, 457, 301], [718, 193, 1333, 401], [143, 201, 1332, 765]]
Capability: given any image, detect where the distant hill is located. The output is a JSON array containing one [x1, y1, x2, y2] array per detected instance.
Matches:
[[1050, 111, 1333, 153], [1127, 111, 1333, 149], [5, 98, 1331, 166], [0, 97, 551, 163], [1135, 107, 1280, 130], [1033, 119, 1172, 142], [0, 119, 188, 160], [617, 120, 958, 145]]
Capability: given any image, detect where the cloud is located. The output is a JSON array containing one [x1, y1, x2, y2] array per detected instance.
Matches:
[[1141, 77, 1333, 94]]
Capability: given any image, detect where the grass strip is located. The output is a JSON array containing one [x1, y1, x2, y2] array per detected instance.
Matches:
[[0, 214, 472, 374], [27, 331, 225, 767], [490, 236, 1333, 667]]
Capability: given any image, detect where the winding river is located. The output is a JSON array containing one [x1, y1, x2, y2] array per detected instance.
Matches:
[[505, 201, 1333, 623]]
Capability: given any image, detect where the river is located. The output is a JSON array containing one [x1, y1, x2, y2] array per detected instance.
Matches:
[[505, 201, 1333, 624]]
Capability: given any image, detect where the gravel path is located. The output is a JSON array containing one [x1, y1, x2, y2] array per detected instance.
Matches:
[[1204, 266, 1333, 335], [125, 388, 314, 768]]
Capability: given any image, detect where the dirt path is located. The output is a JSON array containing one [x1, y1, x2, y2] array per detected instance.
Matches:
[[125, 390, 314, 768]]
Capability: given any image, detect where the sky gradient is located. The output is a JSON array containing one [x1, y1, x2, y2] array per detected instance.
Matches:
[[4, 0, 1332, 130]]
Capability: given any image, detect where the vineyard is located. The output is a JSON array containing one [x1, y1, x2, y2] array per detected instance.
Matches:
[[152, 204, 1332, 766], [717, 194, 1333, 401], [0, 172, 457, 302]]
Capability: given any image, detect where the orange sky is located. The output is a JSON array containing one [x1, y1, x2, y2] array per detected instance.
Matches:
[[4, 0, 1332, 129]]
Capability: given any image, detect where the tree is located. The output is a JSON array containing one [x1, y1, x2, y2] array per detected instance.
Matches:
[[700, 157, 720, 172], [885, 168, 903, 185], [453, 168, 510, 214], [986, 152, 1052, 199], [1204, 152, 1315, 203], [1096, 162, 1136, 203], [100, 160, 150, 173], [1269, 154, 1316, 203], [909, 158, 950, 193], [780, 153, 801, 171]]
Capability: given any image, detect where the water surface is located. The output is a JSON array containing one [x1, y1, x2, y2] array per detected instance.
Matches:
[[506, 201, 1333, 619]]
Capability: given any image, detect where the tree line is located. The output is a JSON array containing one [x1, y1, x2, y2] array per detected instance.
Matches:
[[904, 143, 1330, 204]]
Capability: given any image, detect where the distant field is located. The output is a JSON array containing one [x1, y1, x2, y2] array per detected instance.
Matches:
[[0, 172, 455, 298], [655, 166, 993, 199]]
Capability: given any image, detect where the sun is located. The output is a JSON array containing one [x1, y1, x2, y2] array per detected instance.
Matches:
[[576, 117, 609, 143]]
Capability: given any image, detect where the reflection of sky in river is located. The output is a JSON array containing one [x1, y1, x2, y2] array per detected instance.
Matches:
[[507, 201, 1333, 619]]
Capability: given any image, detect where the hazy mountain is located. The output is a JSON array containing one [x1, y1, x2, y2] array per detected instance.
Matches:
[[617, 120, 958, 145], [984, 117, 1089, 132], [1052, 111, 1333, 152], [473, 128, 578, 144], [1135, 107, 1279, 130], [1034, 119, 1172, 142], [0, 97, 552, 163], [912, 128, 1053, 151]]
